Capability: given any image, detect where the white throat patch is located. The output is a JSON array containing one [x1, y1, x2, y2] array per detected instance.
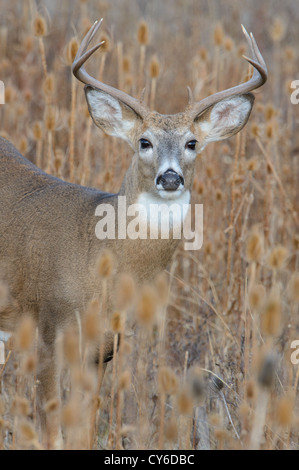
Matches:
[[136, 190, 191, 237]]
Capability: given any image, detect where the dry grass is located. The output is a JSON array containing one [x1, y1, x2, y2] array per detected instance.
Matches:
[[0, 0, 298, 450]]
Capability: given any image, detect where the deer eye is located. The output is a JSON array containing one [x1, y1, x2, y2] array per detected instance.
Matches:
[[140, 138, 152, 150], [186, 140, 197, 151]]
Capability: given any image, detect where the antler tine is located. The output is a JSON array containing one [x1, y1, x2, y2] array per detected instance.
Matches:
[[76, 19, 102, 59], [72, 19, 149, 119], [250, 32, 267, 69], [72, 42, 104, 76], [187, 25, 267, 119], [242, 26, 267, 81]]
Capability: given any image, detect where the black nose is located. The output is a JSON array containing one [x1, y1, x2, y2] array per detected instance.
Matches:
[[156, 169, 184, 191]]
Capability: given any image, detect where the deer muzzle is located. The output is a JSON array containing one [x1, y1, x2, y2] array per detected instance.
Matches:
[[156, 169, 184, 191]]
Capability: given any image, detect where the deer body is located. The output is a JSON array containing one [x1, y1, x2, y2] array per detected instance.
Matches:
[[0, 20, 267, 445], [0, 136, 182, 331]]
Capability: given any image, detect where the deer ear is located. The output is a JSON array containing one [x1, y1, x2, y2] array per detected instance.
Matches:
[[194, 93, 254, 150], [85, 85, 142, 145]]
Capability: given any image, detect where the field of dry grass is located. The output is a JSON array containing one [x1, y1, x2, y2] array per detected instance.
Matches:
[[0, 0, 298, 450]]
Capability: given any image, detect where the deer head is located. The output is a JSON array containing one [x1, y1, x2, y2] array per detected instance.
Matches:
[[72, 20, 267, 203]]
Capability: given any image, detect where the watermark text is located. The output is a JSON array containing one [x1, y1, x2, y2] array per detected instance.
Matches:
[[0, 81, 4, 105]]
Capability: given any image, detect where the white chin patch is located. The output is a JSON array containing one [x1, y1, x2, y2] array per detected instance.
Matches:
[[136, 190, 191, 231], [156, 187, 184, 200]]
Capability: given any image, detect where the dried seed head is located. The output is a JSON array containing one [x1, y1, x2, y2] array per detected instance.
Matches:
[[93, 396, 102, 410], [43, 73, 55, 96], [84, 298, 100, 341], [54, 149, 63, 174], [33, 15, 47, 37], [11, 397, 30, 417], [214, 428, 228, 441], [270, 17, 286, 43], [251, 122, 260, 138], [22, 354, 37, 375], [24, 35, 34, 53], [116, 273, 135, 310], [204, 240, 212, 256], [197, 181, 204, 195], [276, 394, 294, 427], [293, 234, 299, 251], [265, 122, 275, 140], [265, 104, 277, 121], [99, 33, 111, 53], [165, 416, 178, 442], [199, 47, 208, 61], [67, 37, 79, 65], [121, 56, 131, 75], [119, 370, 131, 390], [224, 36, 234, 51], [24, 89, 32, 102], [246, 227, 263, 262], [16, 316, 35, 351], [206, 166, 213, 178], [96, 250, 114, 278], [237, 43, 247, 58], [44, 106, 57, 131], [0, 398, 4, 415], [136, 285, 158, 325], [177, 386, 193, 415], [137, 20, 149, 45], [19, 138, 28, 155], [288, 273, 299, 302], [249, 283, 266, 311], [267, 245, 288, 270], [0, 282, 8, 309], [158, 366, 178, 395], [247, 157, 259, 172], [215, 189, 223, 201], [285, 46, 295, 61], [261, 290, 282, 337], [4, 85, 15, 104], [245, 380, 256, 400], [32, 121, 43, 141], [149, 55, 160, 79], [213, 23, 224, 46], [44, 398, 59, 414], [19, 420, 38, 443], [111, 311, 124, 333]]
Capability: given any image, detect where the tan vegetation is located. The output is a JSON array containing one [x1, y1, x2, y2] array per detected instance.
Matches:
[[0, 0, 298, 450]]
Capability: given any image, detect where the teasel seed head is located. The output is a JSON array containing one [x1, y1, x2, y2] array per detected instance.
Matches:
[[158, 366, 178, 395], [246, 227, 263, 262], [67, 37, 79, 65], [137, 20, 149, 45], [96, 249, 114, 278], [33, 15, 47, 37], [267, 245, 288, 270]]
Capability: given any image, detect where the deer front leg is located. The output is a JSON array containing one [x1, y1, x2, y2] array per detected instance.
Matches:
[[36, 321, 62, 449]]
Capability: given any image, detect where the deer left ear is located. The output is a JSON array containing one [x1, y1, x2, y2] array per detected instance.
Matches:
[[84, 85, 142, 147], [194, 93, 254, 148]]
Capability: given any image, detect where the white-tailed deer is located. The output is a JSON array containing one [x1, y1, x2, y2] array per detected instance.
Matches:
[[0, 20, 267, 445]]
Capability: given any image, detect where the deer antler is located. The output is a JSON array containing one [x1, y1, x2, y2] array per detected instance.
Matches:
[[72, 19, 149, 119], [187, 25, 268, 119]]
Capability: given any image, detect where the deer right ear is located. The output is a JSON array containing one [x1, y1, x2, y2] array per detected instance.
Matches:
[[85, 86, 142, 146], [193, 94, 254, 150]]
